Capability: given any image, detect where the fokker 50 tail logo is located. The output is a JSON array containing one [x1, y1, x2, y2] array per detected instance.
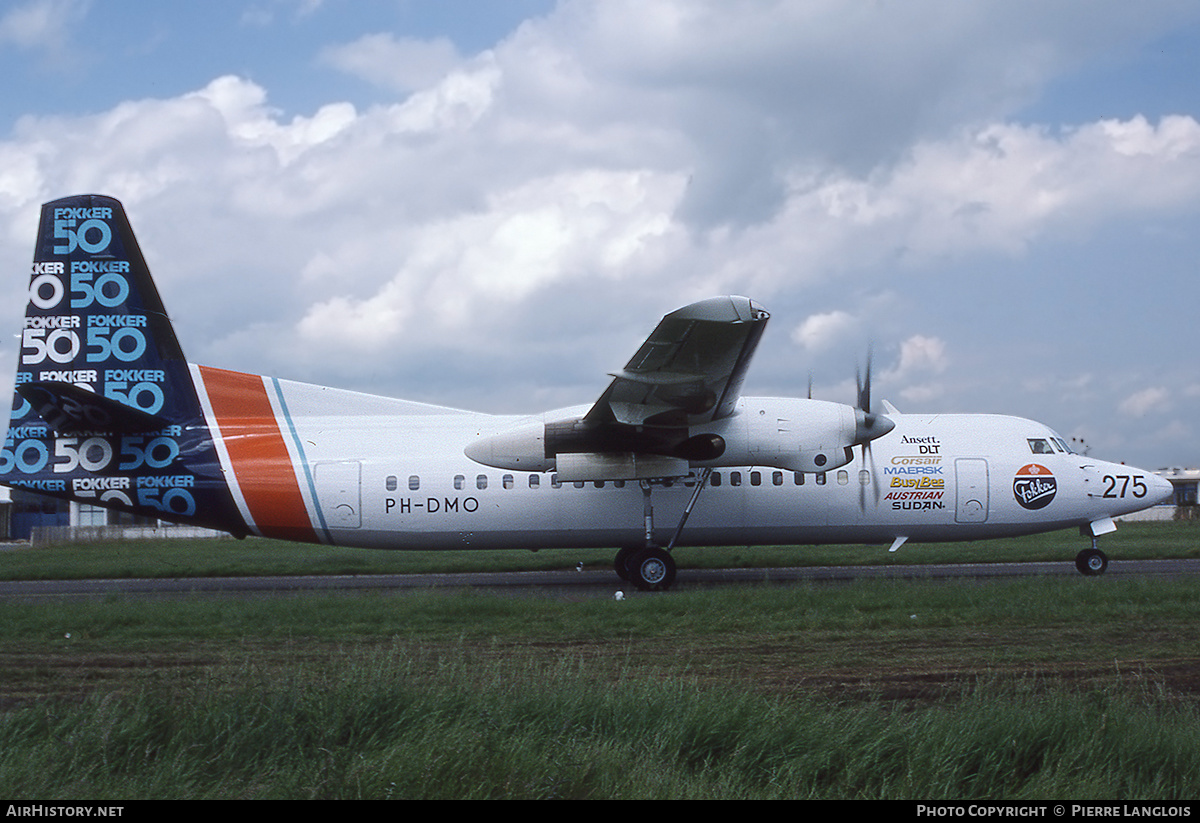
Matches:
[[1013, 464, 1056, 510]]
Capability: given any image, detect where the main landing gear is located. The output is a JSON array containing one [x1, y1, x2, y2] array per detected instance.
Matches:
[[615, 544, 676, 591], [613, 470, 712, 591]]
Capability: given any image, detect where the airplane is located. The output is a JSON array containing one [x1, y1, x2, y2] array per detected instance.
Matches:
[[2, 194, 1174, 590]]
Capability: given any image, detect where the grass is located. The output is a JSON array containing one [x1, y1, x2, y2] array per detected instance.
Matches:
[[1, 631, 1199, 800], [1, 522, 1198, 799]]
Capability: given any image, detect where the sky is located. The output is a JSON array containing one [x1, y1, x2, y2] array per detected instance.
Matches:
[[2, 0, 1199, 473]]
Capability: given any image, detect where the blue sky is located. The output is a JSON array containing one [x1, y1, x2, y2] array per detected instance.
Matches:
[[0, 1, 556, 118], [2, 0, 1200, 472]]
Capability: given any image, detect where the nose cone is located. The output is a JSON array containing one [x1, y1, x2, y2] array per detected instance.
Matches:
[[1109, 466, 1174, 513], [1148, 472, 1175, 506]]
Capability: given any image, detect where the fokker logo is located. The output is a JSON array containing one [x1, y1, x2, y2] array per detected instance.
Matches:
[[1013, 463, 1056, 510]]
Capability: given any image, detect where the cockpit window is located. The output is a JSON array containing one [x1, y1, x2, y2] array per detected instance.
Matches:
[[1027, 438, 1055, 455]]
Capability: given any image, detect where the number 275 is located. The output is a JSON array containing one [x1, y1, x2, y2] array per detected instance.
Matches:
[[1102, 475, 1147, 498]]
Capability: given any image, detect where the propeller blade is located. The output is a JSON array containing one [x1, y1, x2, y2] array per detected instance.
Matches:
[[858, 438, 883, 511], [856, 346, 873, 413], [854, 346, 892, 513], [852, 346, 894, 446]]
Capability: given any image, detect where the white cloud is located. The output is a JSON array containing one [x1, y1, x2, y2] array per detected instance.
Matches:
[[321, 33, 463, 94], [790, 310, 858, 352], [886, 335, 949, 406], [1119, 387, 1170, 418], [244, 0, 325, 25], [775, 116, 1200, 269], [295, 167, 688, 352], [188, 76, 358, 166], [894, 335, 949, 376], [0, 0, 87, 54]]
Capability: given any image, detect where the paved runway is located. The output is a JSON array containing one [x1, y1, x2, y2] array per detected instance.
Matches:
[[1, 558, 1197, 601]]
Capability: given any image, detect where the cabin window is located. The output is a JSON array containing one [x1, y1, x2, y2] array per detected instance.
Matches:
[[711, 472, 722, 487], [454, 475, 466, 491], [408, 475, 420, 491], [730, 472, 742, 487], [503, 474, 514, 489], [816, 472, 827, 486], [551, 474, 562, 489], [529, 475, 540, 489], [386, 475, 397, 492], [794, 471, 805, 486], [773, 471, 783, 486], [859, 469, 871, 486], [750, 471, 762, 486], [476, 474, 488, 490], [837, 470, 849, 485]]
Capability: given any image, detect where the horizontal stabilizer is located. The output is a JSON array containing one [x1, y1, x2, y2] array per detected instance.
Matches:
[[17, 381, 169, 434]]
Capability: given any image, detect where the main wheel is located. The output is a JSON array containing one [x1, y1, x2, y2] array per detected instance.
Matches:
[[1075, 548, 1108, 576], [614, 546, 639, 581], [630, 546, 676, 591]]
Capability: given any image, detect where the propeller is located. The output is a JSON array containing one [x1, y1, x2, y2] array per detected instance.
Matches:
[[853, 348, 894, 510]]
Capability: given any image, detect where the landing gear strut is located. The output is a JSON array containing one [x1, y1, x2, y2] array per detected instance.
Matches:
[[614, 471, 712, 592]]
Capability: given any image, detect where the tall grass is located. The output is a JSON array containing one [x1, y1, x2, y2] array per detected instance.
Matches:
[[2, 643, 1198, 800]]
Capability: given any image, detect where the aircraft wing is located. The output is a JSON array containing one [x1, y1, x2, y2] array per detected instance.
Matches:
[[584, 296, 769, 427]]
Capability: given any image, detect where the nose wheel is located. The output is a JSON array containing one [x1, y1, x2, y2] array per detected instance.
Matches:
[[1075, 545, 1108, 576]]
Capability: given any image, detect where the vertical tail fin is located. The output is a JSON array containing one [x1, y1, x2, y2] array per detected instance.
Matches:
[[3, 195, 247, 535]]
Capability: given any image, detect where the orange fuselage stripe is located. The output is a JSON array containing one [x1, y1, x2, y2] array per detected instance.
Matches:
[[198, 365, 317, 542]]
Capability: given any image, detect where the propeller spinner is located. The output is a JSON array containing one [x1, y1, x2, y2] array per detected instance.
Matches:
[[853, 350, 894, 509]]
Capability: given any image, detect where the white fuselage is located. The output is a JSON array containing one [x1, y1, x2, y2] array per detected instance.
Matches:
[[255, 379, 1170, 552]]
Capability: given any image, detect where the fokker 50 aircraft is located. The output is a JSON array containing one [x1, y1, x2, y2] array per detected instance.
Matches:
[[2, 195, 1173, 590]]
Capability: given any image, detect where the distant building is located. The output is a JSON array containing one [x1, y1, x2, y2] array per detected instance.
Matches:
[[1158, 467, 1200, 508], [4, 487, 155, 541], [2, 488, 222, 544]]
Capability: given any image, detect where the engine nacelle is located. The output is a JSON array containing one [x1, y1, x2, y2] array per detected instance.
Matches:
[[464, 396, 889, 480], [463, 415, 715, 479], [703, 397, 859, 473]]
